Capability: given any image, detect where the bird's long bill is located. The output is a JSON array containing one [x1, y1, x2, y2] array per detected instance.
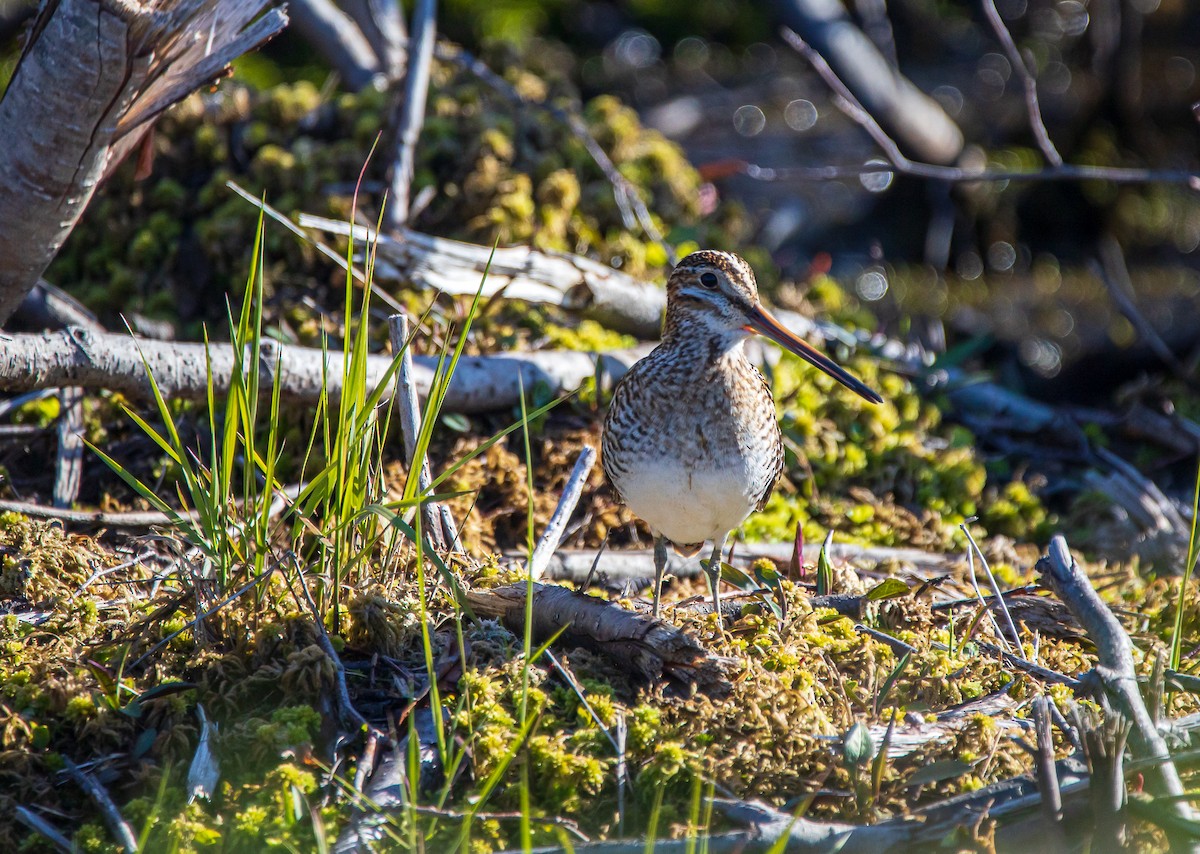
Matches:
[[744, 305, 883, 404]]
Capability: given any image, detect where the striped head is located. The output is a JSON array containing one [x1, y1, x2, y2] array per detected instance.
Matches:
[[662, 250, 883, 404], [664, 250, 761, 340]]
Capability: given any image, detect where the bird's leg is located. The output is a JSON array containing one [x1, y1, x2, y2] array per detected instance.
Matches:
[[705, 533, 728, 622], [652, 535, 668, 618]]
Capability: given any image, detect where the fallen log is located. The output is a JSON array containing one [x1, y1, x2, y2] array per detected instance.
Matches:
[[300, 214, 669, 338], [0, 328, 647, 413], [525, 542, 961, 584], [464, 583, 729, 691]]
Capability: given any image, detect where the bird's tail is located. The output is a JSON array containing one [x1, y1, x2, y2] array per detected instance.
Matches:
[[672, 541, 705, 558]]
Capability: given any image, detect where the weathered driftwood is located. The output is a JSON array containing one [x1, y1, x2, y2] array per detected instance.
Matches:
[[512, 751, 1089, 852], [528, 542, 960, 584], [464, 583, 728, 690], [300, 214, 669, 338], [1037, 534, 1198, 827], [0, 0, 287, 324], [0, 328, 647, 413]]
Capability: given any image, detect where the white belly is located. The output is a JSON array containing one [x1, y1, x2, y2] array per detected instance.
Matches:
[[615, 460, 757, 545]]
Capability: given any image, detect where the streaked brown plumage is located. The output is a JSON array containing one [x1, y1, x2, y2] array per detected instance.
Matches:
[[602, 250, 881, 618]]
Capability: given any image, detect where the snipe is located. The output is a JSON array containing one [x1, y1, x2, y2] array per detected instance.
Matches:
[[602, 250, 882, 618]]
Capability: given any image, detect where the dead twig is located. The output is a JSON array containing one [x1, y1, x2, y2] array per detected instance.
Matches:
[[1037, 535, 1197, 825], [385, 0, 436, 231], [980, 0, 1062, 166], [733, 156, 1200, 188], [64, 757, 139, 853], [1093, 236, 1189, 380], [529, 446, 596, 581], [15, 806, 73, 854], [776, 0, 962, 164], [1032, 695, 1066, 844], [961, 521, 1023, 654], [53, 385, 83, 508], [0, 499, 189, 528], [388, 313, 457, 551]]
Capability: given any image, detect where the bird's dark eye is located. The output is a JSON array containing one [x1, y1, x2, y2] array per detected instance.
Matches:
[[700, 272, 719, 289]]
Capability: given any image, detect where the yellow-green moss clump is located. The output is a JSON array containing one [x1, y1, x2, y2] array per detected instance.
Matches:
[[49, 70, 738, 340]]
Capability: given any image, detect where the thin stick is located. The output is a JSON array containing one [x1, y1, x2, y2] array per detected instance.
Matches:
[[731, 156, 1200, 188], [294, 565, 382, 738], [1093, 236, 1189, 379], [385, 0, 436, 231], [782, 27, 916, 170], [388, 313, 456, 551], [529, 445, 596, 581], [1032, 695, 1066, 834], [0, 498, 189, 528], [980, 0, 1062, 166], [64, 757, 139, 853], [15, 807, 74, 854], [779, 28, 1199, 188], [961, 521, 1023, 654], [1037, 535, 1197, 823], [53, 386, 84, 508], [974, 640, 1081, 688]]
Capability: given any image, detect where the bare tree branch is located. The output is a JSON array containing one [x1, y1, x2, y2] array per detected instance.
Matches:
[[388, 312, 458, 550], [775, 1, 963, 165], [341, 0, 406, 77], [385, 0, 437, 231], [1037, 535, 1196, 826], [721, 157, 1200, 188], [286, 0, 383, 91], [980, 0, 1063, 166]]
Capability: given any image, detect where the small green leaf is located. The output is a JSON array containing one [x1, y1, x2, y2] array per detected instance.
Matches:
[[716, 562, 783, 618], [867, 578, 911, 601], [754, 563, 782, 584], [906, 759, 975, 787], [842, 722, 874, 767], [816, 531, 834, 597], [441, 413, 472, 433], [718, 561, 758, 590], [132, 728, 157, 760]]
